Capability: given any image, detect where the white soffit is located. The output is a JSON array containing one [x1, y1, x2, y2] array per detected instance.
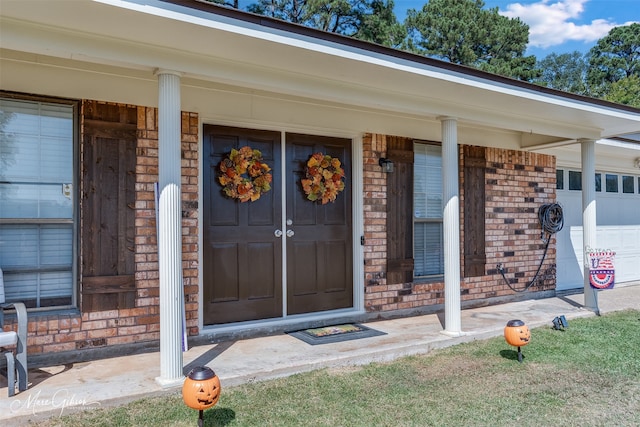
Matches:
[[1, 0, 640, 141]]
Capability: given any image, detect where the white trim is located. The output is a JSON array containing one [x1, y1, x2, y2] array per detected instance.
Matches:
[[352, 134, 365, 312], [441, 117, 463, 336], [197, 116, 204, 335], [92, 1, 640, 124], [156, 71, 184, 385], [280, 131, 288, 319], [581, 140, 599, 311], [200, 307, 363, 336]]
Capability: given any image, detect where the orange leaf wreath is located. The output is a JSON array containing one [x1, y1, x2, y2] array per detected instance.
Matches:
[[218, 146, 272, 202], [301, 152, 345, 204]]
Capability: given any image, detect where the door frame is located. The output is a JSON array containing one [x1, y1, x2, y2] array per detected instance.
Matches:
[[198, 118, 364, 334]]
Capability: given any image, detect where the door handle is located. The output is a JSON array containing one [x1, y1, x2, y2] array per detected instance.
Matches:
[[274, 229, 283, 237], [286, 229, 295, 237]]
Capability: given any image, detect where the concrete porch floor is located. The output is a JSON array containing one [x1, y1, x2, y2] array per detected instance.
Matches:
[[2, 283, 638, 425]]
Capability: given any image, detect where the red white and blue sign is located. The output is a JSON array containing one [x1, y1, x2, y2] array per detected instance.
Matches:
[[587, 250, 615, 290]]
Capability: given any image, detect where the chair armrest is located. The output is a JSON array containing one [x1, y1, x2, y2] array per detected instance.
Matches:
[[1, 301, 28, 393], [0, 330, 18, 347], [0, 302, 28, 352]]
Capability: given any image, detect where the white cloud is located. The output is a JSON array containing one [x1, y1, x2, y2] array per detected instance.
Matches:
[[500, 0, 632, 48]]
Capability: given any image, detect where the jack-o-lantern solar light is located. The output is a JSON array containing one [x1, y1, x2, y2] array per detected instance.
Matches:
[[182, 366, 221, 427], [504, 319, 530, 363]]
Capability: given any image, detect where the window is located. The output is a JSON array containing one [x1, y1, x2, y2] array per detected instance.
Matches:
[[0, 95, 76, 309], [622, 175, 634, 194], [556, 169, 564, 190], [605, 174, 618, 193], [568, 171, 581, 190], [595, 173, 601, 192], [413, 143, 443, 278]]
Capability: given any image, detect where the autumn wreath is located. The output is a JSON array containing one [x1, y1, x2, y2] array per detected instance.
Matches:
[[301, 152, 346, 204], [218, 146, 272, 202]]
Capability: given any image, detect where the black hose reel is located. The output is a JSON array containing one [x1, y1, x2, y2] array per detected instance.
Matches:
[[496, 203, 564, 293]]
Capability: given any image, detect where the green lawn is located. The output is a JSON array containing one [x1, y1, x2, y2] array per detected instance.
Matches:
[[35, 310, 640, 427]]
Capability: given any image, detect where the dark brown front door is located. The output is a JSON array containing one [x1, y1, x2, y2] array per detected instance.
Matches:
[[203, 126, 282, 325], [203, 126, 352, 325], [285, 134, 353, 315]]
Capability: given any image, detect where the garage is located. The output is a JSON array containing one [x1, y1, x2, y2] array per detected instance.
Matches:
[[546, 138, 640, 291]]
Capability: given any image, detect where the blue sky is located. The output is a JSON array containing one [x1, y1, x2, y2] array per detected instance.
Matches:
[[394, 0, 639, 58]]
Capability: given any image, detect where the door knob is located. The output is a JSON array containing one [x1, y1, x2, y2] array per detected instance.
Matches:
[[286, 229, 295, 237], [274, 229, 283, 237]]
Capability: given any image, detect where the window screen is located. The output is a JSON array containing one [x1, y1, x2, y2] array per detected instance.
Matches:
[[0, 97, 75, 308], [413, 143, 443, 277]]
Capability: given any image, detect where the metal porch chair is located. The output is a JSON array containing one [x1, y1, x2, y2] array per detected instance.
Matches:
[[0, 267, 28, 397]]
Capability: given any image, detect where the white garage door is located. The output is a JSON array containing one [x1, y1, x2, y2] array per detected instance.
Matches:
[[555, 169, 640, 291]]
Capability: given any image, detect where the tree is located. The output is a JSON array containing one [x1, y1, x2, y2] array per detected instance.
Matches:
[[247, 0, 404, 46], [204, 0, 240, 9], [534, 51, 588, 95], [604, 75, 640, 107], [247, 0, 315, 24], [353, 0, 406, 48], [405, 0, 539, 80], [587, 23, 640, 97]]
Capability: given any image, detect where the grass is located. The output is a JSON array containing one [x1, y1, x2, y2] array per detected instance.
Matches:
[[34, 310, 640, 427]]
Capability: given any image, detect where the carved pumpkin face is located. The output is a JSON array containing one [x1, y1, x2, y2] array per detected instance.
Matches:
[[182, 368, 221, 410], [504, 320, 530, 347]]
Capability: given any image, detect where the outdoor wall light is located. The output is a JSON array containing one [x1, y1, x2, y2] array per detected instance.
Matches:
[[378, 157, 394, 173]]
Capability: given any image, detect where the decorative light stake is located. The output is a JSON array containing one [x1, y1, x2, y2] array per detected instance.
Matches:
[[182, 366, 221, 427], [504, 319, 530, 363], [552, 315, 568, 330]]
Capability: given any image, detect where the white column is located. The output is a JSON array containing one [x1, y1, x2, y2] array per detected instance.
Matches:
[[155, 70, 185, 387], [440, 117, 463, 336], [580, 139, 599, 313]]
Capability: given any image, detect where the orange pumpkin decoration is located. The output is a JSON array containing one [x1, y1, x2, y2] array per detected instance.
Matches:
[[504, 319, 530, 363], [182, 366, 221, 411], [504, 319, 530, 347]]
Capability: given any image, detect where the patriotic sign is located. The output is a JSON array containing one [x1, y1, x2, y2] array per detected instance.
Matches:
[[586, 248, 616, 290]]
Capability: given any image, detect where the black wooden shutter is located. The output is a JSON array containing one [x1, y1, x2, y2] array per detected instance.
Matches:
[[81, 101, 137, 311], [386, 137, 414, 285], [463, 145, 486, 277]]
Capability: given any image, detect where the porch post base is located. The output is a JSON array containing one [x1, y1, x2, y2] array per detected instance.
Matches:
[[440, 330, 466, 338], [155, 375, 185, 389]]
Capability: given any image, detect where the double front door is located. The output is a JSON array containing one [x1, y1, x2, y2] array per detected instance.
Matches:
[[202, 125, 353, 325]]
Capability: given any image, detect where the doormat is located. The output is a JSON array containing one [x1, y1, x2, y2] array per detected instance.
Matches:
[[287, 323, 386, 345]]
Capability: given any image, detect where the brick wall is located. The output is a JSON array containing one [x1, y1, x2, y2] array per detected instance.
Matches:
[[17, 103, 199, 356], [463, 147, 557, 299], [362, 133, 556, 313], [362, 133, 388, 310]]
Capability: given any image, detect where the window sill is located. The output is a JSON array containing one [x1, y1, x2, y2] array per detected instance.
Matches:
[[413, 275, 444, 285]]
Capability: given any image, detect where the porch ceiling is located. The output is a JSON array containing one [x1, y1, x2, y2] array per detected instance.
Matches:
[[2, 0, 640, 145]]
